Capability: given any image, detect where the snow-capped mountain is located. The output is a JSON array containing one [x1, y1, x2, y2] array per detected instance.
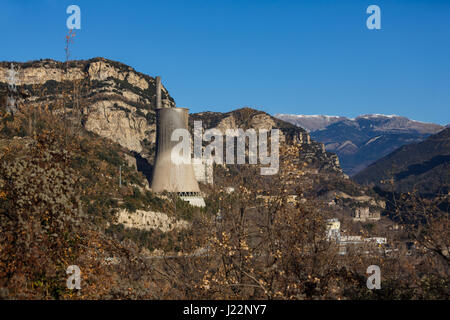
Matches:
[[273, 114, 347, 132], [275, 113, 445, 176]]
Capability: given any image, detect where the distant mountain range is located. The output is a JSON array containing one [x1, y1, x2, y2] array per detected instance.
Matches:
[[354, 128, 450, 194], [275, 114, 445, 176]]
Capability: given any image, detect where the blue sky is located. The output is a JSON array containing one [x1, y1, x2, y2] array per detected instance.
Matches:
[[1, 0, 449, 124]]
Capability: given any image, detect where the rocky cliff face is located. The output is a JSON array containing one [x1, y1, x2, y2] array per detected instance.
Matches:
[[115, 209, 189, 232], [190, 108, 344, 176], [0, 58, 174, 158]]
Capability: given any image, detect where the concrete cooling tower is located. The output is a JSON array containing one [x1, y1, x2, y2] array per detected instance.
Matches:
[[150, 104, 206, 207]]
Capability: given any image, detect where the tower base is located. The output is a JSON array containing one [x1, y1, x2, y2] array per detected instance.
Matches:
[[177, 192, 206, 207]]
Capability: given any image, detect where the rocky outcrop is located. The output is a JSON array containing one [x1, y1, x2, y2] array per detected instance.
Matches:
[[191, 108, 344, 176], [115, 209, 189, 232], [0, 57, 175, 165], [0, 59, 170, 96], [0, 62, 83, 85], [84, 100, 156, 153]]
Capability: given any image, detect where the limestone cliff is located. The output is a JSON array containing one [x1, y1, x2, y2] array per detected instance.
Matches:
[[190, 108, 344, 176], [0, 58, 174, 159]]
